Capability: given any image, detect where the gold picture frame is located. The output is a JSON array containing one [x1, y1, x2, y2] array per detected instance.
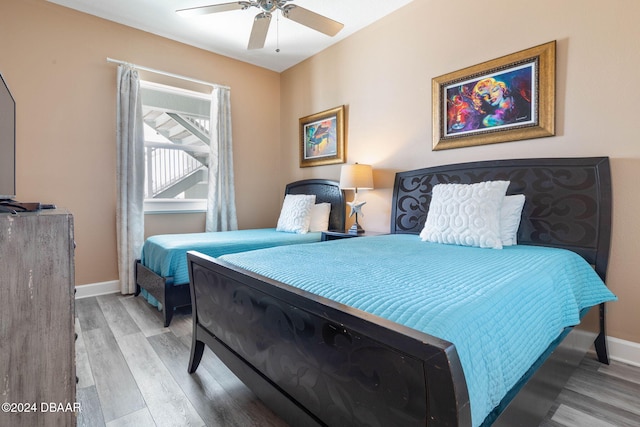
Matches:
[[299, 105, 345, 167], [432, 41, 556, 150]]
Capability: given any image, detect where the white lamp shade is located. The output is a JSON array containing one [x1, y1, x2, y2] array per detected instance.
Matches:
[[339, 163, 374, 190]]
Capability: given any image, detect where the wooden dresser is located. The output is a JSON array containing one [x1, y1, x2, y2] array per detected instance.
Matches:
[[0, 209, 76, 427]]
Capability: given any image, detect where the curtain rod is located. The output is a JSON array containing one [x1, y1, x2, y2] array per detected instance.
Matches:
[[106, 57, 230, 90]]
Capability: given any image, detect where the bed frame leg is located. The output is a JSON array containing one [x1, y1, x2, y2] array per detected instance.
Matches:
[[163, 308, 173, 328], [595, 333, 609, 364], [595, 303, 610, 364], [188, 339, 205, 373], [134, 260, 141, 296]]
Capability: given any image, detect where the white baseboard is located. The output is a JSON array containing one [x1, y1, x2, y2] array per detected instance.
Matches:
[[73, 280, 640, 367], [607, 336, 640, 367], [75, 280, 120, 299]]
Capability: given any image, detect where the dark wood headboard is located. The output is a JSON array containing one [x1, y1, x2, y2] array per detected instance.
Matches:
[[391, 157, 612, 281], [285, 179, 345, 232]]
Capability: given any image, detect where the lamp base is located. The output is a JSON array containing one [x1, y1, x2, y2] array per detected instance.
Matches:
[[347, 222, 365, 235]]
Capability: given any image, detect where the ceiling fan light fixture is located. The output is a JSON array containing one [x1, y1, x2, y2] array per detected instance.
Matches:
[[258, 0, 278, 13]]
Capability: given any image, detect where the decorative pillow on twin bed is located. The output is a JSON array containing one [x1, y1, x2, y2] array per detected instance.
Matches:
[[309, 202, 331, 232], [276, 194, 316, 234], [420, 180, 510, 249], [500, 194, 526, 246]]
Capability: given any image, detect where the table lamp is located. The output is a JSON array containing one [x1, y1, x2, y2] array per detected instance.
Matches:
[[339, 163, 374, 235]]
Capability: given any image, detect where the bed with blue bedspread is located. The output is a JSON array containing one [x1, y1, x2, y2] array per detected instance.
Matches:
[[135, 179, 345, 326], [141, 229, 323, 290], [186, 157, 615, 427]]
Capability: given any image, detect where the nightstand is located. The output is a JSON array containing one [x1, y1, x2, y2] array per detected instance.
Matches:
[[321, 230, 386, 241]]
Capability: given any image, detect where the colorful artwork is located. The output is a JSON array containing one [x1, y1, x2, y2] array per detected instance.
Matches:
[[303, 117, 337, 160], [431, 41, 555, 150], [299, 105, 345, 167], [444, 63, 535, 137]]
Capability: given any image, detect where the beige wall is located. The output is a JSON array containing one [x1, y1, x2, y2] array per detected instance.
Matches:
[[1, 0, 282, 286], [281, 0, 640, 343]]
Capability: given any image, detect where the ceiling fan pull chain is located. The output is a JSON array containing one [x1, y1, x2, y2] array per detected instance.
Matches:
[[276, 12, 280, 52]]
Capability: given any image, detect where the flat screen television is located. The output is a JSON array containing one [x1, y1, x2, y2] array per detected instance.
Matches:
[[0, 73, 15, 201]]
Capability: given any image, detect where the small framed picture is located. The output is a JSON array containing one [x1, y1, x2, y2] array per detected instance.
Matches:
[[299, 105, 345, 167], [432, 41, 556, 150]]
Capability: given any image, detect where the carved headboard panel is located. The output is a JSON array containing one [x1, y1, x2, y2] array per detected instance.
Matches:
[[285, 179, 346, 232], [391, 157, 612, 280]]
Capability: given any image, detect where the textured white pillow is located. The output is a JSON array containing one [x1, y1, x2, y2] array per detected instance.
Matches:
[[276, 194, 316, 234], [500, 194, 525, 246], [420, 180, 510, 249], [308, 203, 331, 232]]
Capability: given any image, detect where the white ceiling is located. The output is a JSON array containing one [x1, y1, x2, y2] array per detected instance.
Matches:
[[47, 0, 414, 72]]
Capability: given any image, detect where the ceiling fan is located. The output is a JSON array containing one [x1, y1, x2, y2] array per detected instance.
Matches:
[[176, 1, 344, 50]]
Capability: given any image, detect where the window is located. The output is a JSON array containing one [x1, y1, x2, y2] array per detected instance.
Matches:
[[140, 81, 211, 213]]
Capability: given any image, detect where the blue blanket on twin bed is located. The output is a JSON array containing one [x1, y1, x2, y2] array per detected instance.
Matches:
[[140, 228, 322, 286], [217, 234, 616, 427]]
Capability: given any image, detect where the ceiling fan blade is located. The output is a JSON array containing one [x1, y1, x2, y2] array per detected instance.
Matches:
[[281, 5, 344, 37], [176, 2, 250, 17], [247, 12, 271, 50]]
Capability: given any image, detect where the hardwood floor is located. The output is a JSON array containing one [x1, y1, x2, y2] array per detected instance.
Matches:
[[75, 294, 640, 427]]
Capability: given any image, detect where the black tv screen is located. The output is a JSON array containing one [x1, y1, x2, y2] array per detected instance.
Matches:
[[0, 73, 16, 200]]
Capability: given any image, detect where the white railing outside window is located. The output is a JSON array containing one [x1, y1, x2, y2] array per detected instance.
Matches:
[[144, 144, 205, 198]]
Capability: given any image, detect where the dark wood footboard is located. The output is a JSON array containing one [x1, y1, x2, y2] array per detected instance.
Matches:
[[187, 251, 472, 427], [134, 260, 191, 327]]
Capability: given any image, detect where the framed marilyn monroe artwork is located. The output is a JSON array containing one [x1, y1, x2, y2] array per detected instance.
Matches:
[[432, 41, 556, 150]]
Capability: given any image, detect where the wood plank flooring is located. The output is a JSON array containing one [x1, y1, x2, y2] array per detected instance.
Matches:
[[75, 294, 640, 427]]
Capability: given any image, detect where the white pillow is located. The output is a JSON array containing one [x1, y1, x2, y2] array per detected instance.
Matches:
[[308, 203, 331, 232], [276, 194, 316, 234], [419, 180, 510, 249], [500, 194, 525, 246]]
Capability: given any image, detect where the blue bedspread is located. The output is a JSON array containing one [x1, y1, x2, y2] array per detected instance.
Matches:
[[218, 234, 616, 426], [141, 228, 321, 285]]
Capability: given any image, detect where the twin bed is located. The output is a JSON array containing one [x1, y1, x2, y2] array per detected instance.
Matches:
[[135, 179, 345, 326], [185, 157, 616, 427]]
